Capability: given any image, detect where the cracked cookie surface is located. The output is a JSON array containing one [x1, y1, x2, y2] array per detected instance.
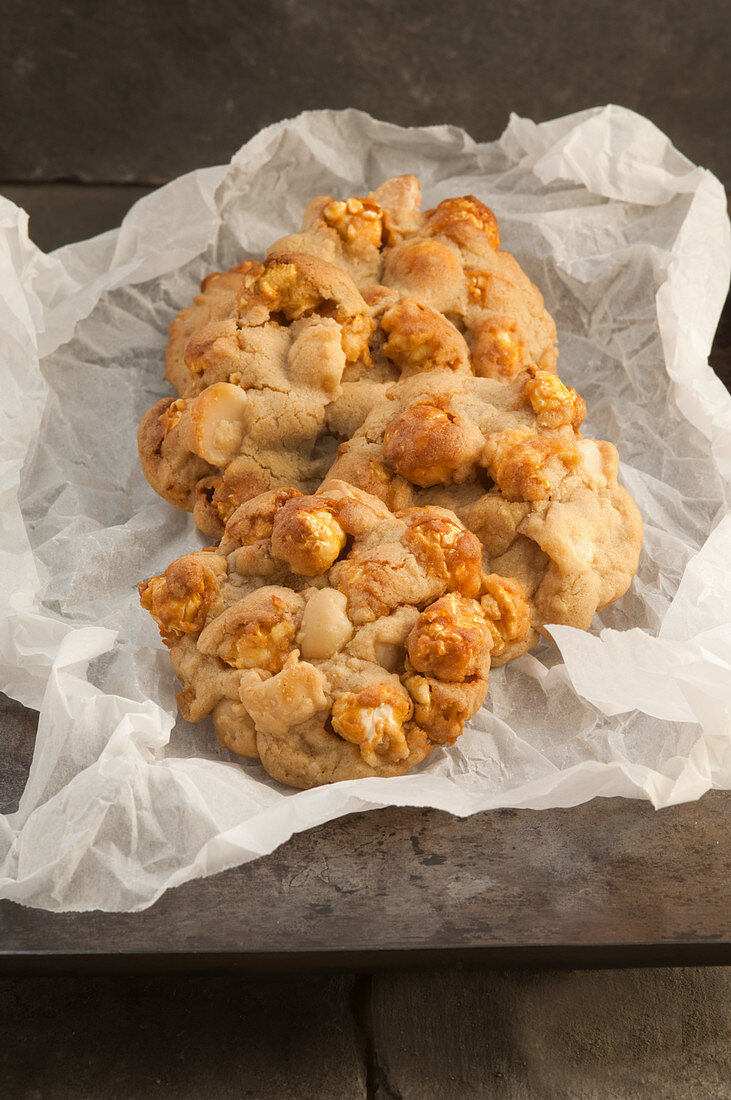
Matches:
[[269, 175, 558, 381], [141, 252, 475, 537], [139, 481, 530, 789], [324, 370, 642, 649]]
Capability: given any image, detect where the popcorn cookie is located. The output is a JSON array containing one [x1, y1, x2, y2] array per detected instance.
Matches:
[[165, 260, 262, 395], [139, 481, 530, 789], [324, 370, 642, 647], [139, 253, 473, 538], [269, 175, 558, 381]]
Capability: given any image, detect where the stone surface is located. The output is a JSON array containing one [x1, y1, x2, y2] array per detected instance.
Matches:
[[2, 0, 730, 189], [0, 968, 728, 1099], [368, 967, 731, 1099], [0, 973, 366, 1099]]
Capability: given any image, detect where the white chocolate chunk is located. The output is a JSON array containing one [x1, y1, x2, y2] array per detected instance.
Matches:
[[299, 588, 353, 660], [188, 382, 248, 466], [577, 439, 608, 489], [331, 690, 412, 767], [239, 656, 329, 737]]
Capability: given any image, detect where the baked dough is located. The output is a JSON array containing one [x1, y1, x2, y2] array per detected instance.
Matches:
[[324, 370, 642, 648], [139, 481, 530, 789], [269, 176, 558, 380], [140, 254, 475, 538]]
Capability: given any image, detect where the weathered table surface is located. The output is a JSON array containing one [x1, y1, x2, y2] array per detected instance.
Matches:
[[0, 185, 728, 973]]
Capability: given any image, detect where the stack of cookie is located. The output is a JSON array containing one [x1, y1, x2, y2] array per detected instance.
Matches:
[[138, 177, 643, 789]]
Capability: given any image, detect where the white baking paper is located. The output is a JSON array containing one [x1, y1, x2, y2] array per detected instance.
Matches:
[[0, 105, 729, 912]]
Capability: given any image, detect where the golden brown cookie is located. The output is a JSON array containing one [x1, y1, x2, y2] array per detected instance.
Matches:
[[165, 261, 263, 395], [266, 175, 424, 287], [268, 177, 558, 381], [324, 370, 642, 651], [139, 481, 530, 789], [140, 253, 474, 537]]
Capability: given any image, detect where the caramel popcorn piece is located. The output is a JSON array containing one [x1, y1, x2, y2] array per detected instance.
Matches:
[[479, 574, 531, 659], [469, 315, 525, 380], [197, 587, 303, 673], [403, 671, 487, 745], [162, 397, 187, 433], [525, 370, 586, 430], [239, 252, 373, 363], [380, 297, 470, 374], [467, 273, 499, 308], [322, 196, 385, 250], [241, 259, 314, 315], [383, 401, 483, 487], [331, 683, 413, 767], [425, 195, 501, 249], [407, 593, 491, 683], [271, 496, 347, 575], [139, 552, 226, 644], [482, 428, 582, 501], [401, 510, 482, 598]]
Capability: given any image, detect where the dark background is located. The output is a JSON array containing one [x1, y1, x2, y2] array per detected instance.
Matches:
[[1, 2, 730, 1096], [2, 0, 730, 251]]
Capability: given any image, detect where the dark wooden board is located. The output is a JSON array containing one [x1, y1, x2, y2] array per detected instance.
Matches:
[[1, 759, 729, 969], [2, 0, 730, 190]]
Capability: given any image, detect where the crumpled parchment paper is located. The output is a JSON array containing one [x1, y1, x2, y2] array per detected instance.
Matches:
[[1, 106, 729, 913]]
